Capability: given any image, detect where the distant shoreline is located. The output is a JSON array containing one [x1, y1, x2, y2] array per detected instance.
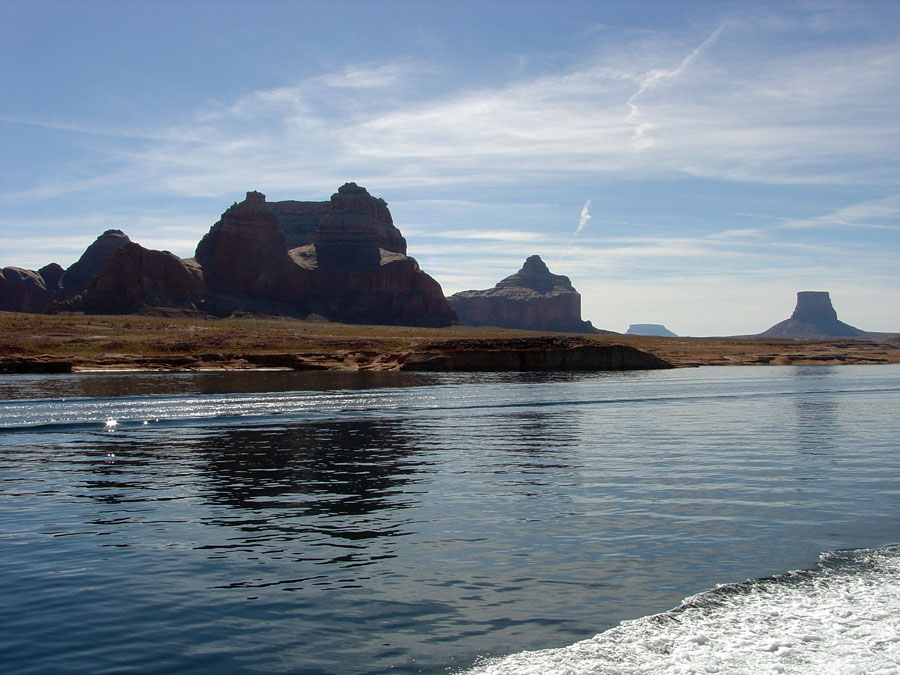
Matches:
[[1, 312, 898, 374]]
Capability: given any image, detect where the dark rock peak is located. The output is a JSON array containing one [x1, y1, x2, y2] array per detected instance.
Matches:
[[73, 242, 204, 314], [494, 255, 575, 295], [38, 262, 64, 290], [58, 229, 132, 298], [521, 254, 550, 275], [759, 290, 863, 338]]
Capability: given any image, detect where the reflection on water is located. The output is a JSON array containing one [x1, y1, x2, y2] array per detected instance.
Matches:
[[199, 419, 423, 519]]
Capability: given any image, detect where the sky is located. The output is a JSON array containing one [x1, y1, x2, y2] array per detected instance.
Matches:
[[1, 0, 898, 336]]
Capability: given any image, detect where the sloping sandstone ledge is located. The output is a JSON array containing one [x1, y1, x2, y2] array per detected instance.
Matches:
[[1, 338, 672, 373]]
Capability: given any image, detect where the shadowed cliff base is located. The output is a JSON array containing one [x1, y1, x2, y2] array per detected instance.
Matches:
[[2, 313, 898, 374]]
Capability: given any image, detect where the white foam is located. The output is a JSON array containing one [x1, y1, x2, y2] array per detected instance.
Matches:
[[466, 547, 900, 674]]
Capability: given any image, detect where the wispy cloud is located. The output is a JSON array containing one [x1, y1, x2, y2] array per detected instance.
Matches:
[[575, 200, 591, 236], [432, 229, 547, 242], [6, 8, 898, 206]]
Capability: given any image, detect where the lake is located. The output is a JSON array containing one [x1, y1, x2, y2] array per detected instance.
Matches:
[[1, 365, 898, 673]]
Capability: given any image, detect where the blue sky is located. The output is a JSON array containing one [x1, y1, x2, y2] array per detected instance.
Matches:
[[2, 0, 898, 335]]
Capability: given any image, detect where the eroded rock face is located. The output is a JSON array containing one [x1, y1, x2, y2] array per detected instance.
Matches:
[[0, 267, 54, 312], [270, 200, 330, 249], [58, 229, 131, 299], [759, 291, 863, 338], [195, 191, 301, 302], [2, 183, 455, 327], [313, 182, 407, 268], [194, 185, 455, 325], [39, 263, 64, 292], [448, 255, 597, 333], [73, 243, 204, 314]]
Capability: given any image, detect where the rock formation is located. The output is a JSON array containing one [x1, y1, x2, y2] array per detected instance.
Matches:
[[194, 190, 302, 313], [269, 200, 330, 249], [0, 231, 130, 313], [626, 324, 678, 337], [1, 183, 454, 326], [447, 255, 597, 333], [58, 229, 132, 300], [759, 291, 864, 338], [191, 185, 455, 325], [73, 243, 204, 315], [312, 182, 407, 267], [0, 266, 55, 313], [395, 337, 673, 371]]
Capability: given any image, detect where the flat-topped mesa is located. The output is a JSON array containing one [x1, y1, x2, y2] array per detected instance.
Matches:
[[313, 182, 407, 268], [448, 255, 597, 333], [626, 324, 678, 337], [759, 291, 864, 338]]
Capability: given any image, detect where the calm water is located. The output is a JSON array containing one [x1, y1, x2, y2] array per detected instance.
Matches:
[[1, 365, 898, 673]]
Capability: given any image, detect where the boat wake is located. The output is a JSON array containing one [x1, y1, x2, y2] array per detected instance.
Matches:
[[465, 545, 900, 674]]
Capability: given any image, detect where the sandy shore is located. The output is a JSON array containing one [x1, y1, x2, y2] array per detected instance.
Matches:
[[2, 312, 898, 373]]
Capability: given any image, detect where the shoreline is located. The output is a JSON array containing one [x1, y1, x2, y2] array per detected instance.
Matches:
[[2, 312, 898, 374]]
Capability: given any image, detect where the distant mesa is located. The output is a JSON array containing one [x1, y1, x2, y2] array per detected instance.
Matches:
[[626, 324, 678, 338], [447, 255, 599, 333], [3, 183, 457, 327], [758, 291, 864, 339]]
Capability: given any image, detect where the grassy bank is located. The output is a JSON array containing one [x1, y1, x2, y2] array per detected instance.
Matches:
[[1, 311, 898, 370]]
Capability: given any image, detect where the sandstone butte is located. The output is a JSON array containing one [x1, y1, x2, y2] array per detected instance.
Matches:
[[758, 291, 865, 339], [1, 183, 457, 328], [448, 255, 599, 334]]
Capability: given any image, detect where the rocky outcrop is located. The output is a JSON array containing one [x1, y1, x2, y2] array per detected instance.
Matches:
[[194, 185, 455, 325], [2, 183, 455, 327], [759, 291, 864, 338], [448, 255, 597, 333], [39, 263, 64, 292], [0, 267, 55, 312], [312, 182, 407, 267], [627, 324, 678, 337], [71, 243, 204, 314], [393, 337, 673, 371], [194, 190, 302, 311], [58, 229, 131, 300]]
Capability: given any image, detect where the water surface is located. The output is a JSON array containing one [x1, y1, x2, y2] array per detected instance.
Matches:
[[1, 365, 898, 673]]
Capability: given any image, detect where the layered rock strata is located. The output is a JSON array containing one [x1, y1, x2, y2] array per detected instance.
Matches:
[[191, 185, 455, 325], [448, 255, 597, 333]]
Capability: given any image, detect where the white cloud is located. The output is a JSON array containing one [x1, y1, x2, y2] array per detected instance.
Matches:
[[575, 200, 591, 236], [432, 229, 548, 242]]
